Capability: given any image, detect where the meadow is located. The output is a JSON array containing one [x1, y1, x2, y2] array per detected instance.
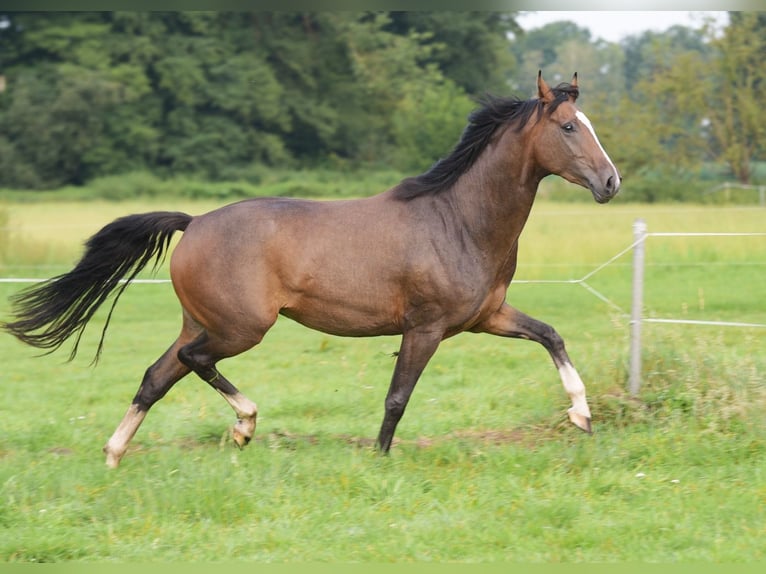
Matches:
[[0, 187, 764, 562]]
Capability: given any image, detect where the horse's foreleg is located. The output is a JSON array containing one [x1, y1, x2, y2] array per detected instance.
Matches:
[[376, 329, 443, 452], [177, 333, 259, 449], [103, 342, 191, 468], [472, 303, 592, 433]]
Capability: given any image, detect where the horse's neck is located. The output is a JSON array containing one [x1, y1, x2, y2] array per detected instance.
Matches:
[[448, 132, 542, 257]]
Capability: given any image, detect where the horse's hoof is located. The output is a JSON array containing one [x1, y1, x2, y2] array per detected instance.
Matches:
[[232, 431, 251, 449], [231, 416, 256, 449], [232, 421, 254, 449], [103, 445, 123, 469], [568, 409, 592, 434]]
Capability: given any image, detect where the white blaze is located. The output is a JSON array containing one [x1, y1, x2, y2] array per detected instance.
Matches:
[[575, 110, 620, 183]]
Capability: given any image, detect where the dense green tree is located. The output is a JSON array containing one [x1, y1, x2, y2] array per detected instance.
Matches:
[[706, 11, 766, 183], [609, 14, 765, 186], [0, 11, 501, 188], [1, 11, 763, 195], [509, 21, 593, 93], [621, 25, 711, 91], [384, 11, 519, 95], [610, 31, 711, 180], [0, 13, 153, 187]]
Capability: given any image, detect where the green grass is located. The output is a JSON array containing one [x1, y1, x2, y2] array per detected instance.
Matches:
[[0, 198, 764, 562]]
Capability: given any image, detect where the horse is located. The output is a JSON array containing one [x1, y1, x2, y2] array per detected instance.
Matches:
[[3, 72, 621, 468]]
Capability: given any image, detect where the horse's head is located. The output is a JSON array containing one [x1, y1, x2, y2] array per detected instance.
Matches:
[[531, 71, 621, 203]]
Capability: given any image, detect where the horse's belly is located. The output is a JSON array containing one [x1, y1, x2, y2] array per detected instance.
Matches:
[[279, 298, 403, 337]]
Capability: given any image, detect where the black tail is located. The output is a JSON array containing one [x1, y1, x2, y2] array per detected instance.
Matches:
[[2, 211, 193, 362]]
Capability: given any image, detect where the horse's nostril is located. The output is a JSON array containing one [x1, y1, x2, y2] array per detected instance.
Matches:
[[606, 175, 615, 192]]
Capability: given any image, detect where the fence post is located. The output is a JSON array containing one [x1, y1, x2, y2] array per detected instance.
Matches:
[[629, 219, 647, 396]]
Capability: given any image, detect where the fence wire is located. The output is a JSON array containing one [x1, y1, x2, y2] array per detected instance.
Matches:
[[637, 231, 766, 329]]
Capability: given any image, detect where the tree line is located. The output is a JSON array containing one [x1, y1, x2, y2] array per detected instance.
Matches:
[[0, 11, 764, 199]]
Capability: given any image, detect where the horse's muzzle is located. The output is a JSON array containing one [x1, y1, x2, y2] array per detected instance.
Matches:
[[592, 173, 621, 203]]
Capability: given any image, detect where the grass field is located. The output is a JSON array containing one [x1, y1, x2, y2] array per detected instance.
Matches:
[[0, 195, 764, 562]]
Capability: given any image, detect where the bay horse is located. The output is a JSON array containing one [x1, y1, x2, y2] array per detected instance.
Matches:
[[3, 72, 620, 468]]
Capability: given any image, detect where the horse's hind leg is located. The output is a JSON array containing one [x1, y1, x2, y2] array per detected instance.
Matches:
[[177, 331, 260, 449], [103, 340, 192, 468]]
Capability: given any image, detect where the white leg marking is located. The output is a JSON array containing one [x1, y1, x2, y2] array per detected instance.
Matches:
[[558, 362, 591, 419], [216, 391, 258, 447], [575, 110, 620, 183], [103, 404, 147, 468], [216, 390, 258, 420]]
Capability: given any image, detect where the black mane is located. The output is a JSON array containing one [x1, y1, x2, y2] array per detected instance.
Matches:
[[393, 83, 579, 200]]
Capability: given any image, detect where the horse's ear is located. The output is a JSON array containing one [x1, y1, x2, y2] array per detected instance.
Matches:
[[537, 70, 553, 103], [569, 72, 579, 103]]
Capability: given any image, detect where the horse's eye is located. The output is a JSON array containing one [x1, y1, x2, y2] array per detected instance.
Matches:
[[562, 123, 575, 133]]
